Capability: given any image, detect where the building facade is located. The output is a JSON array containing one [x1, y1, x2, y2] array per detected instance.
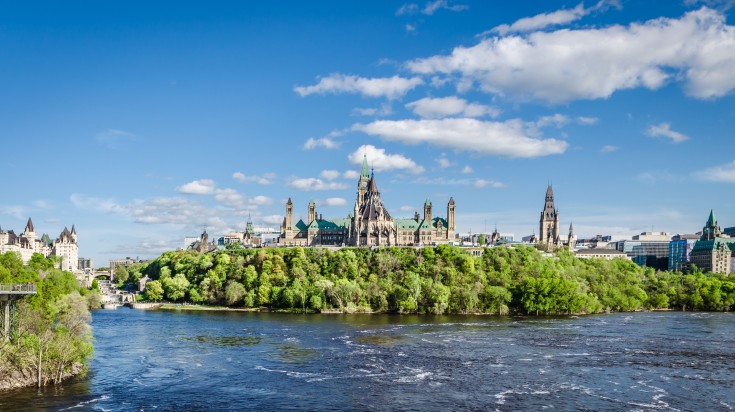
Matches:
[[280, 156, 456, 247], [668, 234, 699, 271], [0, 218, 79, 272], [689, 210, 735, 274]]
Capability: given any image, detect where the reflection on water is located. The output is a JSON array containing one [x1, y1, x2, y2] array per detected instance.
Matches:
[[1, 309, 734, 411]]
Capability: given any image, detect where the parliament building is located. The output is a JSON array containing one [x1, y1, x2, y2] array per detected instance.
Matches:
[[279, 156, 456, 247]]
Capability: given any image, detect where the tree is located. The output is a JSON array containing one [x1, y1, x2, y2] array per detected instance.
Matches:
[[144, 280, 164, 301], [225, 282, 246, 306], [163, 273, 190, 301], [477, 234, 485, 246], [114, 266, 129, 284]]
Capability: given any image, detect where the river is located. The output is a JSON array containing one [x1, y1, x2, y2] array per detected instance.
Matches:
[[2, 309, 734, 411]]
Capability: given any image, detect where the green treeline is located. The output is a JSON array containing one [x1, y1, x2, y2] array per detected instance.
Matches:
[[0, 252, 97, 389], [131, 245, 735, 314]]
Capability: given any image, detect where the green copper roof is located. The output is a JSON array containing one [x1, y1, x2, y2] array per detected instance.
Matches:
[[425, 198, 431, 206], [307, 219, 349, 230], [691, 238, 735, 252], [361, 155, 370, 179], [293, 219, 308, 231], [707, 209, 716, 226]]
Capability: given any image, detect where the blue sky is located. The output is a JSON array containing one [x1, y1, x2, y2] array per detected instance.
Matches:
[[2, 0, 735, 265]]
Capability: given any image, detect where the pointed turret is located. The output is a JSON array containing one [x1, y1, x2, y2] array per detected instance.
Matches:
[[701, 209, 721, 241], [367, 173, 379, 194], [71, 224, 76, 234], [707, 209, 716, 227], [24, 218, 35, 234], [361, 154, 370, 179]]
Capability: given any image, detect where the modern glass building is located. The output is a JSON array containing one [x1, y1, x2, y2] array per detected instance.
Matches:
[[612, 240, 671, 271], [668, 238, 698, 271]]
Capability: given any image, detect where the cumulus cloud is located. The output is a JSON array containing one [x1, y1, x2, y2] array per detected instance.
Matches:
[[408, 7, 735, 102], [232, 172, 276, 185], [354, 118, 568, 158], [262, 214, 284, 225], [406, 96, 500, 119], [294, 74, 424, 99], [348, 144, 425, 174], [646, 123, 689, 143], [474, 179, 505, 189], [693, 160, 735, 182], [304, 137, 340, 150], [251, 195, 274, 206], [288, 178, 349, 191], [322, 197, 347, 207], [461, 165, 474, 174], [534, 114, 569, 128], [343, 170, 360, 179], [177, 179, 216, 195], [436, 155, 452, 169], [320, 170, 341, 180], [70, 194, 128, 214]]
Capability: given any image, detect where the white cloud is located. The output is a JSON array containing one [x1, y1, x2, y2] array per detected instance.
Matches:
[[232, 172, 275, 185], [406, 96, 500, 119], [422, 0, 468, 15], [461, 165, 474, 174], [396, 3, 419, 15], [412, 176, 505, 188], [213, 188, 249, 209], [474, 179, 505, 189], [320, 170, 341, 180], [600, 145, 620, 153], [577, 116, 600, 125], [262, 214, 284, 225], [177, 179, 216, 195], [352, 103, 393, 117], [322, 198, 347, 207], [693, 160, 735, 182], [70, 194, 127, 214], [534, 114, 569, 128], [436, 155, 452, 168], [304, 137, 340, 150], [288, 178, 349, 191], [409, 7, 735, 102], [399, 205, 416, 213], [348, 144, 425, 174], [646, 123, 689, 143], [96, 129, 136, 149], [251, 195, 274, 206], [488, 2, 622, 36], [294, 74, 425, 99], [405, 24, 417, 33], [343, 170, 360, 179], [354, 118, 568, 158]]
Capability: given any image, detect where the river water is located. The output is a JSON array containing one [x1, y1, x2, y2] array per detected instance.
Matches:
[[2, 309, 734, 411]]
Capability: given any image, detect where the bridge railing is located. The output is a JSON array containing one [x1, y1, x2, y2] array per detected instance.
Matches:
[[0, 283, 37, 294]]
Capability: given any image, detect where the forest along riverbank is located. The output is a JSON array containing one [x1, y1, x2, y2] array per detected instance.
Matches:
[[121, 246, 735, 315], [2, 309, 735, 411]]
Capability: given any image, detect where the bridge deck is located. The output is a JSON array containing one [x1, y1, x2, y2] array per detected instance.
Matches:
[[0, 284, 37, 295]]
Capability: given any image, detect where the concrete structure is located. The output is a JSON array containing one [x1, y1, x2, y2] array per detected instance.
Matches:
[[280, 156, 456, 247], [633, 232, 672, 242], [609, 231, 672, 271], [575, 249, 631, 260]]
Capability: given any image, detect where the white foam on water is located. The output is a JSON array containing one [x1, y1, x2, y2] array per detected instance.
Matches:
[[517, 358, 533, 361], [254, 365, 320, 379], [59, 394, 110, 410]]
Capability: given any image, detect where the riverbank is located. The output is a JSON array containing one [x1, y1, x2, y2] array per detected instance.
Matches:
[[0, 362, 84, 391]]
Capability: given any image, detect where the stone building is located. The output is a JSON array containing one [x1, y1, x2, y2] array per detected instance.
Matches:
[[538, 185, 562, 249], [0, 218, 79, 272], [689, 210, 735, 274], [280, 155, 456, 247]]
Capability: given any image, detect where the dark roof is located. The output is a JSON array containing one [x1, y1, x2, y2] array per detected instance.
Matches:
[[25, 217, 34, 233], [308, 219, 349, 231]]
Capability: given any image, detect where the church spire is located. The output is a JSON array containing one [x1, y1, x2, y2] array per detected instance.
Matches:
[[361, 154, 370, 179], [25, 217, 34, 233]]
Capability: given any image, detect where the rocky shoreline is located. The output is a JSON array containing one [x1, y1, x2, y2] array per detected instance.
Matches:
[[0, 362, 84, 391]]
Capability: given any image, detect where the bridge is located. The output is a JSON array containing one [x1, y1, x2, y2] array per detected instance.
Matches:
[[0, 283, 37, 341]]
